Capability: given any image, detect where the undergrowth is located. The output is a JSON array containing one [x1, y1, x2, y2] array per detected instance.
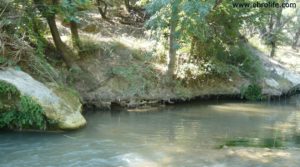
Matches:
[[0, 80, 48, 130], [241, 84, 263, 101], [111, 64, 159, 96]]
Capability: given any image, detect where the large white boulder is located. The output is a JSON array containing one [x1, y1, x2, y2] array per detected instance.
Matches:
[[0, 68, 86, 130]]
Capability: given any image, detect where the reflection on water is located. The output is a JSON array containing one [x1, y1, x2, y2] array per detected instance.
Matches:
[[1, 98, 300, 166]]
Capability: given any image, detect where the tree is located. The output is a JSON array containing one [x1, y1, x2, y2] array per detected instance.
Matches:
[[61, 0, 83, 49], [146, 0, 215, 79], [269, 7, 283, 57], [292, 12, 300, 50], [33, 0, 78, 68], [254, 0, 299, 57], [167, 0, 179, 78], [96, 0, 109, 19], [292, 27, 300, 50], [146, 0, 270, 82]]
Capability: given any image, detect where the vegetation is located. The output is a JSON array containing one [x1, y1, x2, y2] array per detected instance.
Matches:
[[1, 0, 298, 81], [0, 80, 20, 97], [0, 81, 48, 130], [241, 84, 263, 101]]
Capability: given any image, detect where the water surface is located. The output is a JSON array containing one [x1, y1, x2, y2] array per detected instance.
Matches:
[[1, 98, 300, 167]]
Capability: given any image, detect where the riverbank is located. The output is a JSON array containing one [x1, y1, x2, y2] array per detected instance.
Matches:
[[2, 11, 300, 110], [65, 15, 300, 109]]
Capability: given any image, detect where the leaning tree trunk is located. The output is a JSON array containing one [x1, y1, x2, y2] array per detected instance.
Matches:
[[47, 16, 75, 67], [166, 0, 179, 80], [33, 0, 78, 68], [70, 20, 81, 49]]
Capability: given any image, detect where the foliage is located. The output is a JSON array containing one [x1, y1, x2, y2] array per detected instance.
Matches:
[[0, 81, 48, 130], [222, 43, 264, 80], [241, 84, 263, 101], [0, 0, 61, 82], [60, 0, 92, 23], [0, 80, 20, 97], [145, 0, 215, 44], [145, 0, 267, 82], [0, 95, 48, 130]]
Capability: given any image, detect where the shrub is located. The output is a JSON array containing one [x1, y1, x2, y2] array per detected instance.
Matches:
[[0, 81, 47, 130], [0, 80, 20, 97], [242, 84, 262, 101], [0, 95, 47, 130]]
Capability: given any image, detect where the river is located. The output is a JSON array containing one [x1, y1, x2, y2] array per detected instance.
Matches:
[[1, 96, 300, 167]]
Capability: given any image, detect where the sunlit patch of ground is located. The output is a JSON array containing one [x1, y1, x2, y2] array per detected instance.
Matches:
[[249, 35, 300, 73], [274, 46, 300, 72]]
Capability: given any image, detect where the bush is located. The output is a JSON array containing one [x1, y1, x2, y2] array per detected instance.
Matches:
[[0, 95, 47, 130], [0, 81, 47, 130], [242, 84, 262, 101], [186, 41, 264, 83], [225, 43, 264, 81], [0, 80, 20, 97]]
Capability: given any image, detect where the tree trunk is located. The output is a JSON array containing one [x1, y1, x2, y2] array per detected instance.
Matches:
[[33, 0, 78, 68], [66, 0, 81, 49], [269, 7, 283, 57], [292, 28, 300, 50], [260, 26, 267, 38], [270, 41, 276, 57], [167, 0, 179, 79], [70, 20, 81, 49], [47, 16, 75, 67], [189, 36, 196, 63], [268, 14, 274, 32], [167, 22, 177, 77], [96, 0, 108, 19]]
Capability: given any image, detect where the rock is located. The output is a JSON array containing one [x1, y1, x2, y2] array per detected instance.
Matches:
[[262, 66, 300, 96], [0, 68, 86, 130], [265, 78, 279, 89], [274, 68, 300, 86]]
